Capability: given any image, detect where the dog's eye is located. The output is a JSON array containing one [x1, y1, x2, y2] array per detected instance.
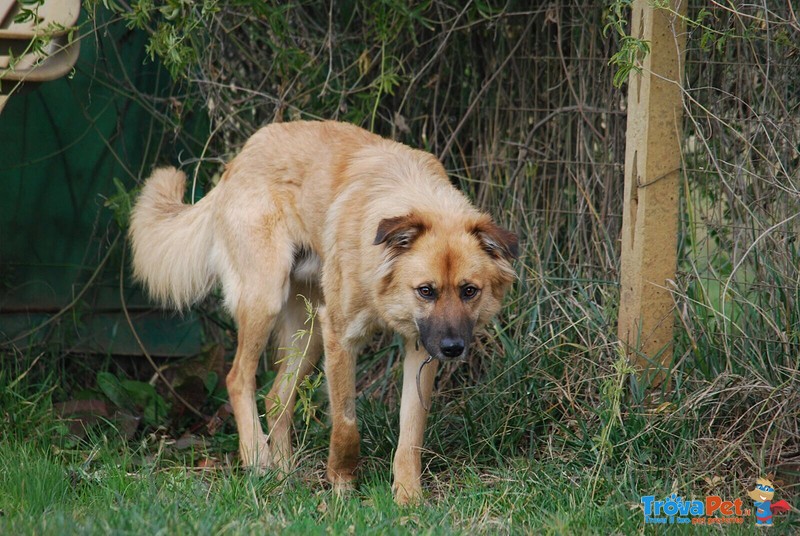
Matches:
[[461, 285, 480, 300], [417, 286, 435, 300]]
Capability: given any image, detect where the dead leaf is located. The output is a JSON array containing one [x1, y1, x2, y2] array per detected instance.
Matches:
[[54, 399, 109, 417], [206, 403, 233, 436], [54, 399, 110, 437], [196, 458, 216, 469], [173, 434, 206, 450], [112, 409, 141, 440]]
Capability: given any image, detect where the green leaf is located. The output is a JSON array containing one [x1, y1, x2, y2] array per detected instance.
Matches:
[[204, 371, 218, 394], [103, 177, 136, 229], [120, 379, 156, 407], [142, 392, 168, 427], [96, 372, 133, 410], [120, 379, 169, 427]]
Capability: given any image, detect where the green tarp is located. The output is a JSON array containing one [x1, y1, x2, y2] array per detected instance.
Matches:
[[1, 11, 207, 356]]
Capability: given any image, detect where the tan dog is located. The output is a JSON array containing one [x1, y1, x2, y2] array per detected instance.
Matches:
[[129, 121, 517, 504]]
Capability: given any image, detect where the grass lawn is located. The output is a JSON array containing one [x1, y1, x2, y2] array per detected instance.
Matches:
[[0, 430, 636, 535], [0, 438, 566, 535], [1, 344, 797, 535]]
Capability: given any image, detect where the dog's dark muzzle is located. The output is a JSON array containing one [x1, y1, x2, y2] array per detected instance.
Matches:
[[417, 309, 474, 361]]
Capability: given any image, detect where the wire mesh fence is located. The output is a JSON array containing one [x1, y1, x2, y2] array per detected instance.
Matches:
[[678, 2, 800, 383]]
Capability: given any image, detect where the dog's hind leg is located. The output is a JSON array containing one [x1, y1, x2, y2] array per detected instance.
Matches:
[[266, 280, 324, 474], [222, 219, 294, 471], [226, 301, 278, 470], [392, 339, 439, 505]]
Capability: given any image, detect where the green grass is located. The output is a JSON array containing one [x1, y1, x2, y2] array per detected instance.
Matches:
[[1, 341, 797, 535], [0, 433, 629, 535]]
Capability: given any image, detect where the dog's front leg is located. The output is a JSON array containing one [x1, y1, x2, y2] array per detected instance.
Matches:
[[322, 308, 360, 494], [393, 340, 439, 505]]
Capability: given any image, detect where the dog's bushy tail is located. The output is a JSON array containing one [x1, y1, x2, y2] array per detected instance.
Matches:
[[129, 167, 216, 310]]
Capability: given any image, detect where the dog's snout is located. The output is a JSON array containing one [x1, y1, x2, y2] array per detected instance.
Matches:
[[440, 337, 465, 358]]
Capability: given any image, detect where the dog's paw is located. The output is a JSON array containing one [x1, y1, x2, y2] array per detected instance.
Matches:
[[392, 482, 423, 506], [332, 480, 356, 498], [271, 452, 295, 477], [240, 435, 273, 472], [328, 471, 357, 498]]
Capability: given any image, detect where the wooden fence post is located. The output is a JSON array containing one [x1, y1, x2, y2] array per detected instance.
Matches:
[[618, 0, 687, 386]]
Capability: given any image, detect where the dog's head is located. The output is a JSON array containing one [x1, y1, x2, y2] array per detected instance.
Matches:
[[374, 212, 518, 360]]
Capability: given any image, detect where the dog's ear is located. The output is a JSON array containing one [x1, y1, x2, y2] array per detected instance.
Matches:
[[472, 218, 519, 262], [373, 214, 427, 250]]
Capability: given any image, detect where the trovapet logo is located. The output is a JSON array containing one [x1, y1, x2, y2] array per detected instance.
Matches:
[[642, 477, 793, 527], [641, 494, 749, 525]]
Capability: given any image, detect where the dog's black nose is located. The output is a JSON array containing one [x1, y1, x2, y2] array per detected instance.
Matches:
[[440, 338, 465, 358]]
